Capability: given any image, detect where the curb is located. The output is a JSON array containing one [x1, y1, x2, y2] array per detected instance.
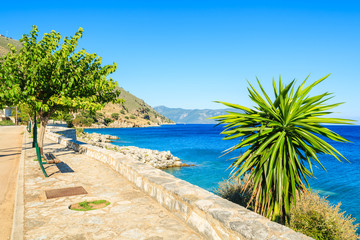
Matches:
[[11, 128, 26, 240]]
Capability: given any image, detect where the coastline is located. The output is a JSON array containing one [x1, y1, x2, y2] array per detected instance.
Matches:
[[77, 130, 190, 169]]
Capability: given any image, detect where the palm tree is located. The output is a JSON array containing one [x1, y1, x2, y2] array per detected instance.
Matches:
[[213, 74, 354, 223]]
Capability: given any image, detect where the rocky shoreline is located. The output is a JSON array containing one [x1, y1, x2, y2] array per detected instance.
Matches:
[[77, 131, 191, 169]]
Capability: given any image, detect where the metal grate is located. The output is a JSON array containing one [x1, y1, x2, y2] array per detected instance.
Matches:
[[45, 186, 88, 199]]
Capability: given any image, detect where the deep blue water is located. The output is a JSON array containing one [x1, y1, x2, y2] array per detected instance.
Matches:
[[86, 124, 360, 226]]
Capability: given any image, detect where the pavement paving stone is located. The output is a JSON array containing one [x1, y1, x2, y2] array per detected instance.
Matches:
[[23, 133, 203, 240]]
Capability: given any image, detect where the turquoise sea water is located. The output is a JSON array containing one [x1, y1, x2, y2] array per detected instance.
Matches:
[[86, 124, 360, 227]]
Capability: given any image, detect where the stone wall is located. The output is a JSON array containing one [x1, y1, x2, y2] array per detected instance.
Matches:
[[46, 126, 77, 141], [45, 130, 311, 240]]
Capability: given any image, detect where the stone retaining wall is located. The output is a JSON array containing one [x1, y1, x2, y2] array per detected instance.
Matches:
[[45, 130, 311, 240], [46, 126, 77, 141]]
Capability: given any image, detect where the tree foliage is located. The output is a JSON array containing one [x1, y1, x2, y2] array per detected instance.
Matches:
[[213, 75, 354, 222], [0, 26, 121, 147]]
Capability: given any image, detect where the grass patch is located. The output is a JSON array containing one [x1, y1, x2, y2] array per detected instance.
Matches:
[[0, 120, 14, 126], [69, 200, 110, 211]]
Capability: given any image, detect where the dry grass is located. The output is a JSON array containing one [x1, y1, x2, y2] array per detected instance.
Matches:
[[286, 191, 359, 240]]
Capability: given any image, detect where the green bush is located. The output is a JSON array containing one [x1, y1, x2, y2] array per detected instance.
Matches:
[[0, 119, 14, 126], [125, 116, 129, 119], [130, 115, 135, 119], [66, 120, 74, 128], [120, 110, 125, 114], [215, 179, 359, 240], [144, 114, 150, 120], [111, 113, 119, 120], [104, 117, 113, 125]]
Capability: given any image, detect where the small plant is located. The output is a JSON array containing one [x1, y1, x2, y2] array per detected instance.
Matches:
[[130, 115, 135, 119], [76, 128, 84, 134], [120, 110, 125, 114], [111, 113, 119, 120], [214, 175, 254, 210], [69, 200, 110, 211], [125, 116, 129, 119], [104, 117, 113, 125]]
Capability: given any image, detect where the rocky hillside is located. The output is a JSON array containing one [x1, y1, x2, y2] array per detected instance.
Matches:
[[154, 106, 240, 124], [94, 88, 173, 128], [0, 34, 22, 57], [0, 34, 173, 127]]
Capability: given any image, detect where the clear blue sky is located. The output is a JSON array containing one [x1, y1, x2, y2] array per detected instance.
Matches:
[[1, 0, 359, 121]]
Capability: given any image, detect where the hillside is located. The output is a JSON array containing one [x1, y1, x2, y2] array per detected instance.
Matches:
[[0, 34, 173, 127], [0, 34, 22, 57], [95, 88, 174, 128], [154, 106, 239, 124]]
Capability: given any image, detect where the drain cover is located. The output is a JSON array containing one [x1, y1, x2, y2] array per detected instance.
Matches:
[[45, 186, 88, 199]]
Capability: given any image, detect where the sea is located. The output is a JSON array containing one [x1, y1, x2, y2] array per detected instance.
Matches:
[[86, 124, 360, 227]]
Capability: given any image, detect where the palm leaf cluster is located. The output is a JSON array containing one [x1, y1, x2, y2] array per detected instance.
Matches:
[[213, 75, 353, 222]]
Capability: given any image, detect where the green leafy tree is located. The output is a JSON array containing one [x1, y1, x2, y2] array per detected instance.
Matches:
[[213, 75, 354, 223], [0, 26, 121, 151]]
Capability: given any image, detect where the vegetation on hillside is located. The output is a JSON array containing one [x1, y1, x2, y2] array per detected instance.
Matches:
[[0, 34, 22, 57], [213, 75, 354, 223]]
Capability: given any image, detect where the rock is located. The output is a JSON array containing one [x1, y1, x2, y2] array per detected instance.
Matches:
[[77, 131, 189, 169]]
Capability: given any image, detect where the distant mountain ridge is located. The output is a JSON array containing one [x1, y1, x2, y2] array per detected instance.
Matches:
[[154, 106, 238, 124]]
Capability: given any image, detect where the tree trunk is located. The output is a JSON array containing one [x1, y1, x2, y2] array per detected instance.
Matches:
[[38, 113, 50, 155]]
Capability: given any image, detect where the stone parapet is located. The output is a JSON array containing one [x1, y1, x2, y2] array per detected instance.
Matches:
[[45, 130, 312, 240]]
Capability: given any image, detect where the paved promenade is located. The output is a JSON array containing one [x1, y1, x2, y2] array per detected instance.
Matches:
[[0, 126, 24, 240], [20, 131, 202, 239]]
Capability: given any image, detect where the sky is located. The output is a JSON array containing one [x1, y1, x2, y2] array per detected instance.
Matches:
[[1, 0, 359, 121]]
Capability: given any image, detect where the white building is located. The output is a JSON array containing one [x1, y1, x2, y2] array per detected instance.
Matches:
[[0, 106, 13, 120]]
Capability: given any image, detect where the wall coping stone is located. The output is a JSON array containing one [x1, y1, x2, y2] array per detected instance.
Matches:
[[45, 128, 312, 240]]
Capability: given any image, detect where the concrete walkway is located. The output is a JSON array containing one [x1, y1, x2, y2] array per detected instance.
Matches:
[[21, 131, 203, 239], [0, 126, 24, 240]]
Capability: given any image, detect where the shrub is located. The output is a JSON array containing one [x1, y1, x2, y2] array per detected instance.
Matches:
[[111, 113, 119, 120], [125, 116, 129, 119], [66, 120, 74, 128], [215, 179, 359, 240], [76, 128, 84, 134], [130, 115, 135, 119], [144, 114, 150, 120], [286, 191, 359, 240], [214, 176, 254, 210], [104, 117, 113, 125], [120, 110, 125, 114]]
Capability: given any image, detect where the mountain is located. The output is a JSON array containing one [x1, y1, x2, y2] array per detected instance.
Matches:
[[0, 34, 173, 127], [154, 106, 238, 124]]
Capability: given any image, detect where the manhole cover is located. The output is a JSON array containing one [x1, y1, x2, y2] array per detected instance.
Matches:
[[45, 186, 88, 199]]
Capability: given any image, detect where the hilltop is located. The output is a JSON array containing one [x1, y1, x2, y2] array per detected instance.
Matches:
[[0, 34, 173, 127]]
